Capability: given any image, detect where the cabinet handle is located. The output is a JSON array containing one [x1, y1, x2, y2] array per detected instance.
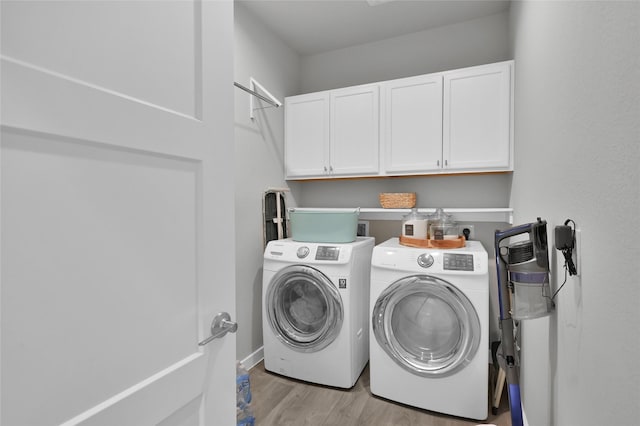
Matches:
[[437, 160, 440, 167], [323, 166, 328, 173], [445, 160, 448, 167], [329, 165, 333, 173]]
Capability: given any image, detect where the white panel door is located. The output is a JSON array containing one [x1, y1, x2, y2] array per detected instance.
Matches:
[[443, 61, 513, 172], [1, 1, 236, 425], [382, 74, 443, 174], [330, 85, 379, 177]]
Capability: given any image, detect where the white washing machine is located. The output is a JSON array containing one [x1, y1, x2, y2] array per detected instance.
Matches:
[[262, 237, 374, 388], [370, 237, 489, 420]]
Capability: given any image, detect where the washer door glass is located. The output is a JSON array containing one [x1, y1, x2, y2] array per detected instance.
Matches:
[[266, 265, 343, 353], [372, 275, 480, 377]]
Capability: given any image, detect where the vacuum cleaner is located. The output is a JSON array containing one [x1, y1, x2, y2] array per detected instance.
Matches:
[[494, 218, 554, 426]]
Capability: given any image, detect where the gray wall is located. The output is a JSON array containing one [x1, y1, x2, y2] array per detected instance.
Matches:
[[300, 11, 511, 93], [292, 174, 512, 209], [234, 2, 300, 364], [509, 2, 640, 425]]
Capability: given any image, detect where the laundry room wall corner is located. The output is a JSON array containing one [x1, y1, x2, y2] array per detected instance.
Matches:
[[234, 3, 302, 363], [509, 2, 640, 425]]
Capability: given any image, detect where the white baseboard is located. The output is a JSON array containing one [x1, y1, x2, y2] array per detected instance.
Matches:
[[240, 346, 264, 370]]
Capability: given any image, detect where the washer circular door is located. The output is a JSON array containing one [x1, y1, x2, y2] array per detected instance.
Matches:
[[372, 274, 481, 377], [266, 265, 343, 353]]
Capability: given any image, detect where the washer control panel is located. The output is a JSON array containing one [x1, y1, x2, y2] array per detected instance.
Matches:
[[265, 239, 362, 264], [315, 246, 340, 261]]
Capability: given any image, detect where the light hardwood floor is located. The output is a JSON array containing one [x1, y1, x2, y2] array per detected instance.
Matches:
[[248, 361, 511, 426]]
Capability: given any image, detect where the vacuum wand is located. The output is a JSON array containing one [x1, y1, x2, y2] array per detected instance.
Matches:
[[494, 217, 552, 426], [494, 222, 531, 426]]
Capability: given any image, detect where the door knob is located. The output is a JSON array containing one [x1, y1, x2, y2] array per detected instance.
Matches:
[[198, 312, 237, 346]]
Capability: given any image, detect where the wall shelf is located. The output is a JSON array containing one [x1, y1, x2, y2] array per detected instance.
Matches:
[[291, 207, 514, 223], [359, 208, 513, 223]]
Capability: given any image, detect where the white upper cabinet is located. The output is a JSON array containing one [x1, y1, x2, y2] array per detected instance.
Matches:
[[285, 85, 379, 179], [285, 60, 513, 180], [330, 85, 379, 176], [381, 73, 443, 174], [285, 91, 330, 178], [443, 61, 513, 172]]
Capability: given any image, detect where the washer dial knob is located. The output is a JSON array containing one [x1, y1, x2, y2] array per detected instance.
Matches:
[[417, 253, 434, 268], [296, 246, 310, 259]]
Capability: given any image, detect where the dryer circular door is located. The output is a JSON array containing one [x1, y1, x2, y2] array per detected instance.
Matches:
[[266, 265, 344, 353], [372, 275, 481, 377]]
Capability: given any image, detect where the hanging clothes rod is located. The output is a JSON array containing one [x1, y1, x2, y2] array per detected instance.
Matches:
[[234, 82, 280, 107], [235, 78, 283, 120]]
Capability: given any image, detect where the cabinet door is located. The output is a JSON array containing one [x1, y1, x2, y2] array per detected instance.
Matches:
[[443, 61, 513, 171], [382, 74, 443, 174], [285, 92, 330, 178], [330, 85, 379, 176]]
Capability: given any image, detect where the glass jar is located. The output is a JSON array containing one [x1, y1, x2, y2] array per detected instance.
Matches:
[[401, 208, 428, 239], [427, 208, 459, 240]]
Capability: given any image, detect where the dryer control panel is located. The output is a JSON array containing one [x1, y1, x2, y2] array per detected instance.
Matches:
[[370, 238, 488, 275], [443, 253, 474, 271]]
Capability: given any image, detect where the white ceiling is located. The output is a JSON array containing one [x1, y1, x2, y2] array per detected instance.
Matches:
[[238, 0, 511, 56]]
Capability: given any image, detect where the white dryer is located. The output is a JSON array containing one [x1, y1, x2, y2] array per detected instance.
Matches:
[[370, 238, 489, 420], [263, 237, 374, 388]]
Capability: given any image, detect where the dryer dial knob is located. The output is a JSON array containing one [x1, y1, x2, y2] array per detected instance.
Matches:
[[296, 246, 310, 259], [417, 253, 434, 268]]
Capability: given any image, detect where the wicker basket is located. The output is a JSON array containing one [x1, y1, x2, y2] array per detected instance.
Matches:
[[378, 192, 416, 209]]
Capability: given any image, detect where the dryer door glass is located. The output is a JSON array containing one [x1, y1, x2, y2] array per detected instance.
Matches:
[[266, 265, 343, 353], [372, 275, 480, 377]]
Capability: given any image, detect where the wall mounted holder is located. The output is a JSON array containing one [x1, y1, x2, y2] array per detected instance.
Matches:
[[234, 78, 282, 120]]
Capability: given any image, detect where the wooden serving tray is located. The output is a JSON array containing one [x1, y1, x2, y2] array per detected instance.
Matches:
[[399, 235, 466, 249]]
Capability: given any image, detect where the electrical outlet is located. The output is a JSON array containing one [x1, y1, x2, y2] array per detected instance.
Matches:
[[460, 224, 475, 240]]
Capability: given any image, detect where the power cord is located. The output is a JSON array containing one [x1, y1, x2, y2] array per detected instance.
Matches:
[[560, 219, 578, 276], [551, 263, 569, 300]]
